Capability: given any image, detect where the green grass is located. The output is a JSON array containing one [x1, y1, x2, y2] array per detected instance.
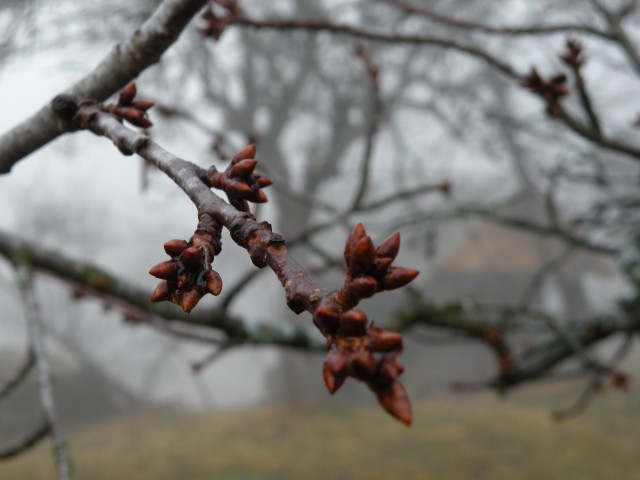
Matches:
[[1, 387, 639, 479]]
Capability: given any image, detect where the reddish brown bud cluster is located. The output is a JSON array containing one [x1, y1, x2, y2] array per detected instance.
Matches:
[[105, 82, 154, 128], [199, 0, 243, 41], [561, 39, 585, 70], [149, 224, 223, 312], [318, 314, 411, 425], [207, 145, 273, 212], [340, 223, 419, 304], [521, 68, 568, 118], [312, 224, 419, 426]]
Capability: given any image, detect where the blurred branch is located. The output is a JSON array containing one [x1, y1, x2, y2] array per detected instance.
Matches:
[[387, 0, 607, 38], [553, 332, 634, 420], [0, 229, 323, 351], [230, 16, 519, 79], [16, 263, 71, 479], [351, 45, 383, 210], [0, 0, 209, 173], [391, 206, 617, 255], [0, 347, 34, 401], [395, 299, 639, 391], [0, 421, 51, 461]]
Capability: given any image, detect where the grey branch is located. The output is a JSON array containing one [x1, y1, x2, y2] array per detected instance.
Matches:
[[16, 263, 72, 480], [0, 0, 208, 174]]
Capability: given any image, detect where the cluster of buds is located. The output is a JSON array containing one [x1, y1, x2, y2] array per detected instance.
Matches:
[[338, 223, 419, 306], [312, 224, 419, 425], [105, 82, 154, 128], [521, 68, 568, 118], [561, 39, 585, 70], [149, 217, 223, 312], [199, 0, 243, 41], [205, 144, 272, 212]]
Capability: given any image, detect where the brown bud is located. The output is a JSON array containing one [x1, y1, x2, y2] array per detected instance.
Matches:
[[119, 82, 137, 105], [131, 100, 155, 111], [117, 106, 145, 123], [380, 266, 419, 291], [231, 144, 256, 164], [181, 247, 202, 269], [344, 223, 367, 263], [314, 305, 341, 333], [376, 381, 412, 426], [204, 270, 223, 296], [150, 281, 173, 302], [256, 176, 273, 188], [149, 260, 179, 279], [348, 236, 375, 276], [369, 331, 403, 352], [373, 257, 393, 279], [176, 272, 192, 289], [179, 285, 204, 313], [226, 181, 252, 197], [230, 159, 257, 178], [341, 309, 368, 337], [379, 361, 399, 382], [375, 232, 400, 260], [348, 276, 378, 299], [164, 239, 190, 257], [349, 352, 377, 380], [323, 359, 347, 394], [255, 190, 268, 203]]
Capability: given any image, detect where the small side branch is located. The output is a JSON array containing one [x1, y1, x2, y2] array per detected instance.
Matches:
[[0, 421, 51, 461], [0, 347, 35, 401]]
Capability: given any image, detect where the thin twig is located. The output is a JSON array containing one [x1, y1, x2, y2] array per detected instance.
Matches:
[[0, 347, 35, 401], [0, 421, 51, 461], [191, 342, 233, 373], [387, 0, 607, 38], [351, 45, 383, 210], [553, 332, 634, 420]]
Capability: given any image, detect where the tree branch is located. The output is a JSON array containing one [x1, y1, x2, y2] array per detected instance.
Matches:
[[16, 263, 71, 479], [0, 0, 208, 174], [0, 421, 51, 462]]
